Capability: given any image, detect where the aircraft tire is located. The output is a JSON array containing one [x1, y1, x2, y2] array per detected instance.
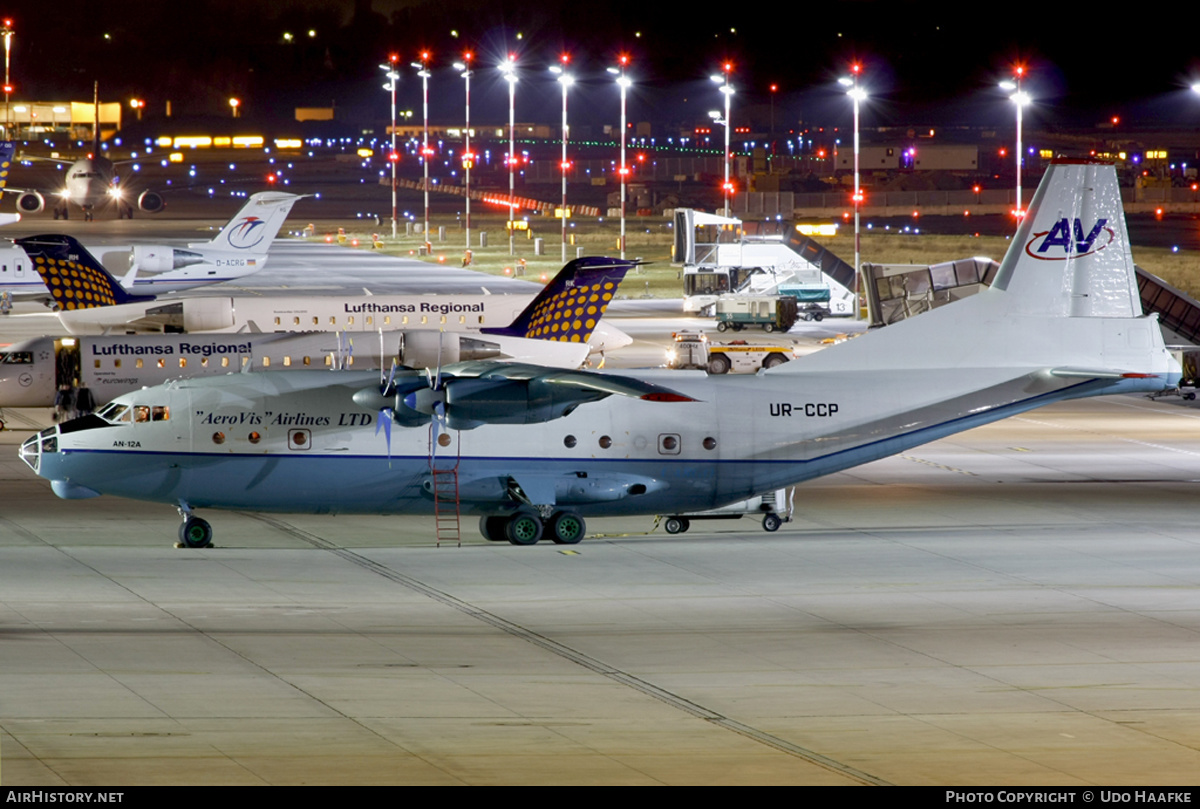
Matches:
[[479, 516, 509, 542], [664, 517, 689, 534], [548, 511, 586, 544], [179, 517, 213, 548], [505, 513, 543, 546], [762, 513, 782, 532]]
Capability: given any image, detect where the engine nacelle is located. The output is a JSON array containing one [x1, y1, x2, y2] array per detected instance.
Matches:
[[181, 298, 236, 332], [130, 246, 205, 273], [440, 377, 604, 429], [16, 191, 45, 214], [399, 331, 499, 369], [137, 190, 165, 214]]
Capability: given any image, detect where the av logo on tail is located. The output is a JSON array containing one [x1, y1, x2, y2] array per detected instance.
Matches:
[[227, 216, 267, 249], [1025, 218, 1114, 260]]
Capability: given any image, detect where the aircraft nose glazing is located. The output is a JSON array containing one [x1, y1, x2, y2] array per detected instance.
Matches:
[[19, 427, 58, 474]]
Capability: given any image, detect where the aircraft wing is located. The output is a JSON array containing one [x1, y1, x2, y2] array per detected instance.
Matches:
[[436, 360, 700, 402], [355, 361, 697, 431]]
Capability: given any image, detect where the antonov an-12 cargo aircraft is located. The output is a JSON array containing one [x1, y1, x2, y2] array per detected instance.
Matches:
[[19, 160, 1180, 548]]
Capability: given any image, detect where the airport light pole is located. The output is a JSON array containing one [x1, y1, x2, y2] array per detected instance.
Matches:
[[839, 63, 866, 321], [607, 55, 631, 260], [454, 53, 473, 258], [710, 62, 735, 217], [500, 54, 518, 257], [1, 19, 12, 139], [1000, 67, 1029, 221], [550, 54, 573, 262], [412, 51, 432, 254], [380, 55, 400, 238]]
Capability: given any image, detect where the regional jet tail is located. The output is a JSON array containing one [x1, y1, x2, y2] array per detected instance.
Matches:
[[125, 192, 302, 290], [14, 234, 155, 311]]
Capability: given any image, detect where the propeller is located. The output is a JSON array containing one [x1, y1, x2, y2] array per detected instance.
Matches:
[[420, 333, 451, 465], [375, 360, 399, 464]]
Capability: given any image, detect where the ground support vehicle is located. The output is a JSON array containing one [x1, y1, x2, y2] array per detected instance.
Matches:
[[714, 295, 799, 333], [661, 489, 792, 534], [665, 331, 794, 375]]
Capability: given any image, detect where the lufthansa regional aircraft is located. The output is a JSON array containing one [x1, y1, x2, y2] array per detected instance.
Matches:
[[1, 193, 301, 313], [16, 235, 633, 353], [18, 160, 1181, 549], [0, 256, 633, 414]]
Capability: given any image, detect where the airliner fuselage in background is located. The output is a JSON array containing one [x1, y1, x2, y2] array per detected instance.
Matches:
[[16, 234, 633, 353], [0, 193, 302, 313]]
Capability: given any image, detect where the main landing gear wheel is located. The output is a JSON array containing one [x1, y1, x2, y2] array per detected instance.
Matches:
[[762, 513, 783, 532], [479, 516, 509, 542], [548, 511, 586, 545], [505, 512, 544, 545], [179, 516, 213, 548], [664, 517, 690, 534]]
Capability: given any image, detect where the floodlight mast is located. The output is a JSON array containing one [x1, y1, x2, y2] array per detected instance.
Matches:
[[710, 62, 735, 217], [551, 54, 574, 263], [1000, 66, 1031, 223], [380, 54, 400, 239], [500, 55, 519, 256], [838, 63, 866, 320], [412, 51, 433, 254], [454, 53, 473, 258], [608, 55, 632, 260]]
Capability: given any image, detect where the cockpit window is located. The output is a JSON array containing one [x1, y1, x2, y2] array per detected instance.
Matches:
[[97, 403, 132, 424], [0, 352, 32, 364]]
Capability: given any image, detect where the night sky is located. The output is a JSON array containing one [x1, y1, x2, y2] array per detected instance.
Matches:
[[10, 1, 1200, 133]]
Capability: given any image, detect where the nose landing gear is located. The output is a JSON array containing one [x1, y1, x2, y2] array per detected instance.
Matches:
[[176, 502, 213, 548]]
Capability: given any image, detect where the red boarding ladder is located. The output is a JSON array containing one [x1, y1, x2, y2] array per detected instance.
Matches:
[[430, 428, 461, 547]]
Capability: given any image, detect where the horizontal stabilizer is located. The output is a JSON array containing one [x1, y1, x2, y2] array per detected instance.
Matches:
[[1049, 367, 1165, 380]]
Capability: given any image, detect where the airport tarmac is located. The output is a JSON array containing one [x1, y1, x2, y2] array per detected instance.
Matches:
[[2, 208, 1199, 785], [1, 393, 1199, 786]]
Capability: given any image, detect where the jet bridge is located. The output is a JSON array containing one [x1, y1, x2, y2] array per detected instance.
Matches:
[[864, 258, 1200, 349], [1135, 269, 1200, 345]]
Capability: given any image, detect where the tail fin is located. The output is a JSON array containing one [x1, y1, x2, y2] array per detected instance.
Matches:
[[16, 234, 153, 309], [482, 256, 632, 343], [989, 159, 1139, 318], [789, 158, 1176, 383], [197, 192, 302, 252]]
